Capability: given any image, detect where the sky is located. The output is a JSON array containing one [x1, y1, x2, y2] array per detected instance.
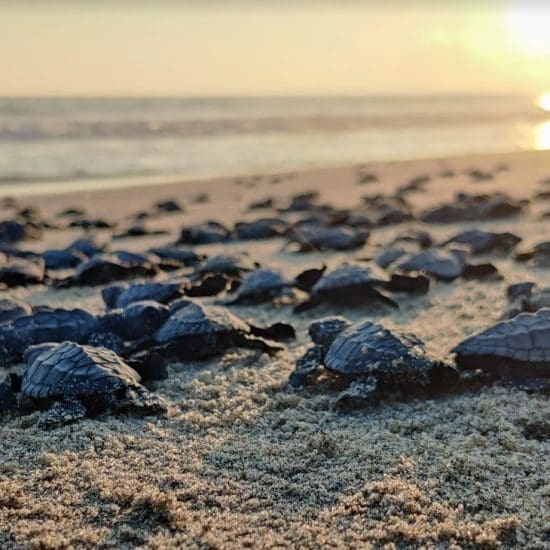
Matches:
[[1, 1, 550, 96]]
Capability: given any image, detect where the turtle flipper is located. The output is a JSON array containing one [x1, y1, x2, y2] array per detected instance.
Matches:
[[124, 386, 167, 415], [293, 297, 321, 313], [39, 399, 87, 430], [235, 333, 284, 355], [0, 374, 19, 415], [368, 289, 399, 309], [335, 377, 379, 409], [248, 322, 296, 342], [288, 345, 324, 389]]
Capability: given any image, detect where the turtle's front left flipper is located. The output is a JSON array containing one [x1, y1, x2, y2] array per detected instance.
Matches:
[[248, 322, 296, 342], [39, 399, 87, 430], [335, 377, 379, 410], [235, 333, 284, 355]]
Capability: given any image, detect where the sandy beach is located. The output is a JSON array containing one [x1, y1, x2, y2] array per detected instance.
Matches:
[[0, 150, 549, 549]]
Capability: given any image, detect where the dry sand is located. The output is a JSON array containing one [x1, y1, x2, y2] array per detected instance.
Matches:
[[0, 150, 549, 549]]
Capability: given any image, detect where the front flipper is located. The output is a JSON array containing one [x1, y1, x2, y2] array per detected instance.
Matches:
[[293, 297, 321, 313], [39, 400, 87, 430], [288, 345, 323, 389], [234, 333, 284, 355], [369, 288, 399, 309], [124, 386, 167, 415], [335, 377, 379, 410], [249, 322, 296, 342], [0, 374, 19, 415]]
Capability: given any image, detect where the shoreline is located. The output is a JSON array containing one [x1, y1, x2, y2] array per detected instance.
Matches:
[[1, 147, 549, 199]]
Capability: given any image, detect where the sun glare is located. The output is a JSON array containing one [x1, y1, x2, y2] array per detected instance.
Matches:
[[535, 121, 550, 150], [506, 7, 550, 55], [538, 93, 550, 112]]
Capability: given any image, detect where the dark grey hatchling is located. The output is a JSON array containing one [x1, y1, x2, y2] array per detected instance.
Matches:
[[452, 308, 550, 390], [2, 341, 166, 429], [289, 317, 458, 407]]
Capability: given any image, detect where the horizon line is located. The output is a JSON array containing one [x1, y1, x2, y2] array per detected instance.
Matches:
[[0, 92, 538, 100]]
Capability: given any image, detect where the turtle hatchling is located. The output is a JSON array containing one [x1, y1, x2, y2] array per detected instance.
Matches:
[[0, 308, 99, 365], [452, 308, 550, 389], [294, 263, 397, 312], [396, 248, 468, 281], [1, 342, 166, 429], [225, 268, 292, 305], [289, 317, 458, 407], [152, 300, 293, 360]]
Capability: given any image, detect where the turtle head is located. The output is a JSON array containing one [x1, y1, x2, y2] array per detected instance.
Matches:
[[308, 316, 352, 349], [506, 282, 535, 302], [23, 342, 59, 365]]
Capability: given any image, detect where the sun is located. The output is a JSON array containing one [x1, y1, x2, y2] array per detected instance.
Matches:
[[506, 7, 550, 55], [538, 93, 550, 112]]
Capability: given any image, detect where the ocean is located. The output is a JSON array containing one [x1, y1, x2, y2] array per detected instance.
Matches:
[[0, 95, 548, 190]]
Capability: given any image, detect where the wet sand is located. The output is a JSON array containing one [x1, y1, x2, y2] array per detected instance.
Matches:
[[0, 150, 549, 549]]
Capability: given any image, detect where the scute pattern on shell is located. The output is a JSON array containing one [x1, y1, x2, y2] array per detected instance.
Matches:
[[22, 342, 141, 400], [324, 320, 438, 385], [452, 308, 550, 364], [155, 302, 250, 343]]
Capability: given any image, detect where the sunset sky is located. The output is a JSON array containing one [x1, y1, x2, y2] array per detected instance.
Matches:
[[1, 1, 549, 96]]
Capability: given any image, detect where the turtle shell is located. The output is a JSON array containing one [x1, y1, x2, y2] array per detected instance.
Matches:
[[3, 308, 98, 349], [312, 264, 389, 295], [442, 230, 521, 255], [196, 254, 256, 277], [155, 302, 249, 344], [107, 282, 184, 309], [70, 253, 158, 286], [452, 308, 550, 369], [397, 249, 467, 280], [324, 320, 444, 386], [21, 342, 141, 400], [231, 268, 287, 299]]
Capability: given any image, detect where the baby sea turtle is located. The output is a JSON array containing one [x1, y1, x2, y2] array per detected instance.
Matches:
[[149, 246, 202, 267], [43, 249, 86, 270], [294, 263, 397, 312], [421, 192, 522, 223], [177, 221, 230, 245], [0, 308, 99, 365], [2, 342, 166, 429], [195, 253, 258, 278], [442, 229, 521, 255], [225, 268, 292, 305], [151, 300, 292, 360], [59, 252, 159, 287], [286, 224, 369, 252], [102, 281, 185, 309], [98, 301, 172, 341], [289, 317, 458, 407], [503, 282, 550, 319], [452, 308, 550, 389], [0, 220, 41, 243], [233, 218, 288, 240], [396, 248, 468, 281], [362, 194, 414, 226], [0, 256, 45, 287]]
